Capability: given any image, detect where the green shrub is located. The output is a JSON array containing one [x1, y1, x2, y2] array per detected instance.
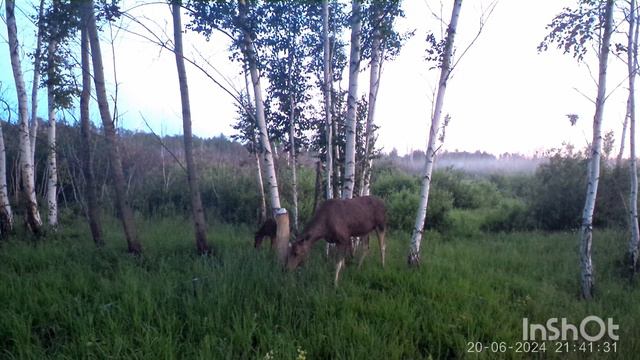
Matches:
[[524, 147, 633, 230], [527, 149, 586, 230], [432, 169, 501, 210], [371, 169, 467, 232], [443, 209, 483, 239], [383, 187, 454, 232], [481, 198, 533, 232], [371, 170, 420, 198]]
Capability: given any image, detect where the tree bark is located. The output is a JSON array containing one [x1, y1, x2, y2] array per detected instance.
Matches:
[[313, 160, 322, 212], [46, 40, 58, 229], [83, 0, 141, 254], [342, 0, 362, 199], [627, 0, 640, 273], [172, 2, 211, 255], [0, 120, 13, 236], [80, 23, 103, 247], [360, 6, 384, 197], [288, 95, 299, 233], [255, 139, 267, 222], [322, 0, 334, 201], [30, 0, 45, 168], [332, 113, 342, 199], [238, 0, 289, 262], [243, 70, 267, 223], [6, 0, 43, 235], [579, 0, 615, 299], [617, 99, 629, 166], [408, 0, 462, 266]]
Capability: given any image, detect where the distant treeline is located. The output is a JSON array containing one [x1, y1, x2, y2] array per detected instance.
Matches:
[[1, 117, 630, 234]]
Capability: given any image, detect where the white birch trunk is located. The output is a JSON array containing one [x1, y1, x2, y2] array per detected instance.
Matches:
[[30, 0, 45, 168], [238, 0, 288, 262], [238, 0, 281, 211], [408, 0, 462, 266], [342, 0, 362, 199], [333, 122, 342, 199], [0, 120, 13, 235], [324, 1, 334, 257], [579, 0, 615, 299], [6, 0, 43, 234], [255, 139, 267, 222], [627, 0, 640, 272], [617, 100, 629, 166], [289, 95, 299, 232], [46, 41, 58, 229], [323, 0, 334, 201], [243, 69, 267, 221], [360, 18, 383, 197]]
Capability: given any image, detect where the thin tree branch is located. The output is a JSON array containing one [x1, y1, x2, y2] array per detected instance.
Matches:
[[450, 0, 499, 74], [139, 112, 186, 173], [573, 86, 597, 104], [115, 13, 258, 124]]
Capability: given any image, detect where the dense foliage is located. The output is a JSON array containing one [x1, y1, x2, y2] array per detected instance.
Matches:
[[1, 118, 633, 236]]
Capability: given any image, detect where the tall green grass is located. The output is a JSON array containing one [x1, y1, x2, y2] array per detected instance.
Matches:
[[0, 217, 638, 359]]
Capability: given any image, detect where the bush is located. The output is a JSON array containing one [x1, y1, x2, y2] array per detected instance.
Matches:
[[443, 209, 483, 239], [371, 169, 454, 232], [481, 198, 533, 232], [527, 149, 586, 230], [432, 169, 501, 209], [525, 146, 633, 230]]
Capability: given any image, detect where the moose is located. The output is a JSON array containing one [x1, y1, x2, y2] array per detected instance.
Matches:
[[254, 218, 277, 248], [286, 195, 386, 286]]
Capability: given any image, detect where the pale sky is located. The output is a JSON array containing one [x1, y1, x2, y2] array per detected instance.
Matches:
[[0, 0, 634, 156]]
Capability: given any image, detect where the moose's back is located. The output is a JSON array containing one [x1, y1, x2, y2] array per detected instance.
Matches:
[[311, 196, 386, 238]]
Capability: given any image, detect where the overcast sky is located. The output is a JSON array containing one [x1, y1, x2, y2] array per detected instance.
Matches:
[[0, 0, 634, 156]]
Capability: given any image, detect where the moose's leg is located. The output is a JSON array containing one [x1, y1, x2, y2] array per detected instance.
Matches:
[[334, 242, 348, 287], [376, 229, 386, 267], [357, 235, 370, 269], [351, 236, 361, 257], [269, 235, 276, 249], [254, 235, 263, 248]]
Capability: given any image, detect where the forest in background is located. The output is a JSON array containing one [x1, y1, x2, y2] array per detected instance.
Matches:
[[0, 117, 631, 238], [1, 0, 640, 357]]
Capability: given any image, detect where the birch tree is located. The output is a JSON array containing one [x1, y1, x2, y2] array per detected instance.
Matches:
[[5, 0, 43, 234], [309, 0, 347, 201], [82, 0, 142, 254], [625, 0, 640, 273], [171, 1, 212, 255], [539, 0, 617, 299], [241, 71, 267, 223], [579, 0, 614, 299], [359, 0, 406, 196], [360, 4, 382, 197], [322, 0, 334, 201], [408, 0, 462, 266], [240, 0, 289, 261], [540, 0, 616, 299], [342, 0, 362, 199], [261, 2, 316, 233], [30, 0, 46, 168], [0, 110, 13, 235], [80, 22, 103, 247], [46, 40, 58, 229]]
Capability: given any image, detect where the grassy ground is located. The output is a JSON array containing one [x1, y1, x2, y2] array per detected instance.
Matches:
[[1, 216, 639, 359]]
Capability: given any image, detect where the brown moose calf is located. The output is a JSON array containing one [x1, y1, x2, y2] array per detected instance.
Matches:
[[286, 196, 386, 286], [254, 218, 277, 248]]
